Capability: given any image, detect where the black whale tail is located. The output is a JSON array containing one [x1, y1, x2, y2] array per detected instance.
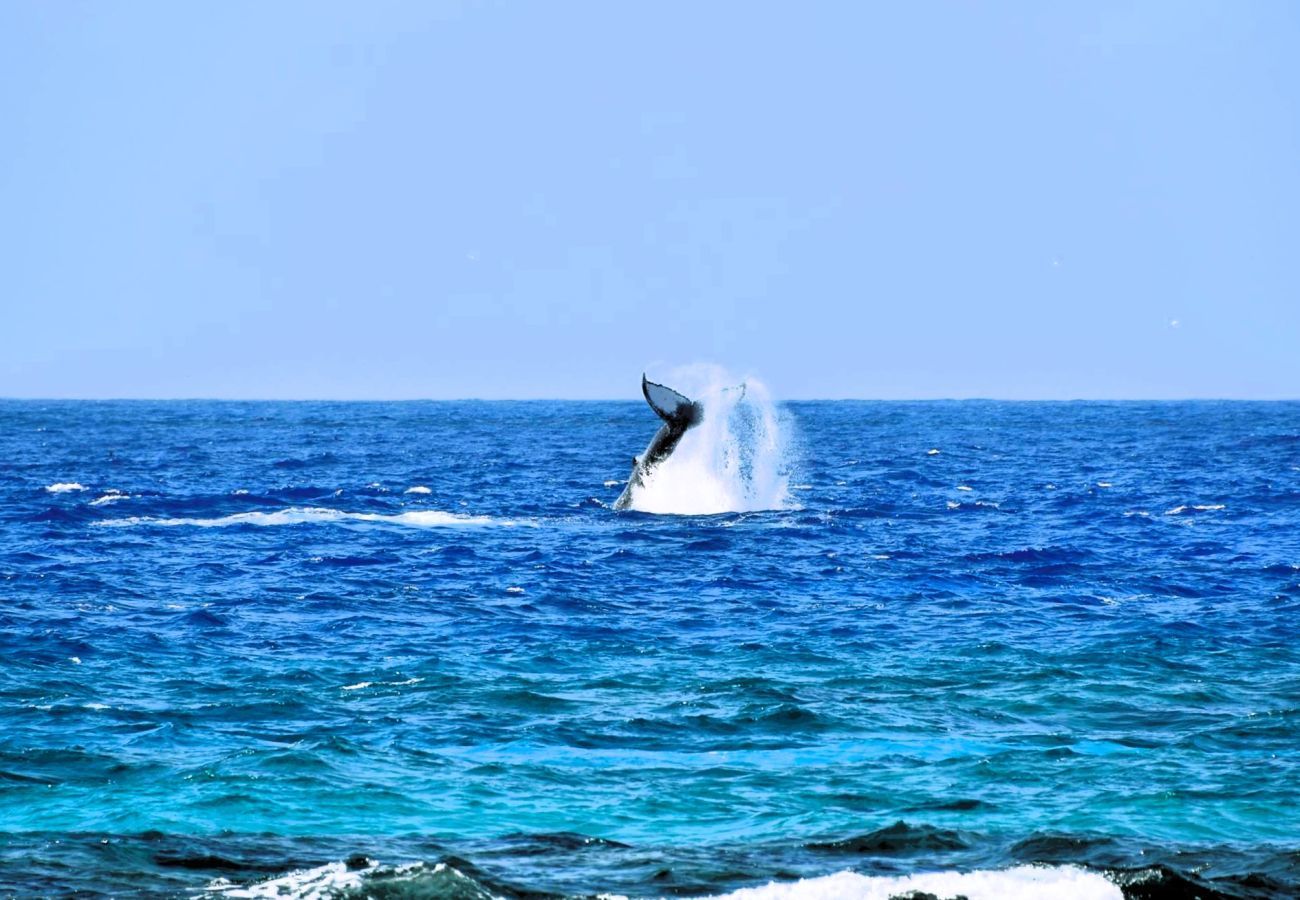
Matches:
[[642, 375, 702, 428]]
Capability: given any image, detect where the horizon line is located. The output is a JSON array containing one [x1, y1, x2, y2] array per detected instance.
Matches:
[[2, 395, 1298, 404]]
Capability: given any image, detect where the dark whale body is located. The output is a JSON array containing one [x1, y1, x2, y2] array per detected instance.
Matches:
[[613, 375, 703, 510]]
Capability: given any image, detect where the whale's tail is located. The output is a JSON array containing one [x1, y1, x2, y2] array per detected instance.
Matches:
[[642, 375, 703, 428]]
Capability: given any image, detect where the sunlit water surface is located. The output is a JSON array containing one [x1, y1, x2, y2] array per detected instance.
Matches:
[[2, 400, 1298, 898]]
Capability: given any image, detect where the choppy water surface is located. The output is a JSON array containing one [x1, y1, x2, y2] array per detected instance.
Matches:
[[2, 400, 1299, 898]]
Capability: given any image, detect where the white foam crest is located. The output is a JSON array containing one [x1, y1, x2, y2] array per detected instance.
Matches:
[[206, 860, 496, 899], [45, 482, 86, 493], [404, 485, 432, 494], [206, 860, 378, 898], [1165, 503, 1225, 515], [92, 507, 519, 529], [89, 490, 129, 506], [709, 865, 1120, 900], [627, 365, 793, 515]]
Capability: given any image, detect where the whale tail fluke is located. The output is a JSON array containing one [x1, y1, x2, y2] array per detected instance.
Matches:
[[642, 375, 703, 427]]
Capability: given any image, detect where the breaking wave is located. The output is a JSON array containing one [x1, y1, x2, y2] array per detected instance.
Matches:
[[625, 365, 793, 515], [712, 865, 1121, 900], [45, 482, 87, 493], [205, 860, 492, 899], [203, 859, 1121, 900]]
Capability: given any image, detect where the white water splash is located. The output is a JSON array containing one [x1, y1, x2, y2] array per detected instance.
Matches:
[[627, 365, 793, 515]]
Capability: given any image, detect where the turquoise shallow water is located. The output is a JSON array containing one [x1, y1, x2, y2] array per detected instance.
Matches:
[[1, 400, 1298, 897]]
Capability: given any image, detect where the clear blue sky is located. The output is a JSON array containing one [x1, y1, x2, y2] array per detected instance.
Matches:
[[2, 1, 1297, 399]]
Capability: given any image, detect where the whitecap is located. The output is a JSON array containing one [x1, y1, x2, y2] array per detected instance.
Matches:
[[956, 485, 973, 492], [506, 586, 525, 594], [709, 865, 1120, 900], [343, 676, 423, 691], [405, 485, 432, 494], [927, 448, 941, 455], [1097, 481, 1113, 488], [205, 860, 480, 899], [45, 482, 86, 493], [603, 480, 621, 488], [206, 859, 378, 897], [89, 491, 129, 506], [92, 507, 521, 529], [1165, 503, 1225, 515]]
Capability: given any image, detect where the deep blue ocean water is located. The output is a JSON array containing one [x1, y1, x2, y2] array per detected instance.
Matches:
[[2, 399, 1299, 898]]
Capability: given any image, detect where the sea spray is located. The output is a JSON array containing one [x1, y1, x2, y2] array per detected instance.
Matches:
[[627, 365, 793, 515]]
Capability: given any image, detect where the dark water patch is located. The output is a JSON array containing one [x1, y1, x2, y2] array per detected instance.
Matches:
[[807, 822, 971, 854], [966, 546, 1094, 565], [272, 454, 341, 469], [686, 537, 732, 552], [1010, 832, 1124, 865], [488, 690, 580, 712], [901, 798, 993, 813], [493, 832, 632, 854]]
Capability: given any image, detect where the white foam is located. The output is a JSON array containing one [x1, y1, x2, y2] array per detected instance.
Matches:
[[1165, 504, 1225, 515], [205, 860, 488, 899], [89, 490, 129, 506], [341, 675, 423, 691], [956, 485, 973, 492], [206, 859, 378, 898], [92, 507, 520, 529], [626, 365, 793, 515], [45, 482, 86, 493], [710, 865, 1120, 900], [927, 449, 941, 455], [405, 485, 432, 494]]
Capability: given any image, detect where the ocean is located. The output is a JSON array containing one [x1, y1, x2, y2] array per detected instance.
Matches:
[[1, 396, 1298, 898]]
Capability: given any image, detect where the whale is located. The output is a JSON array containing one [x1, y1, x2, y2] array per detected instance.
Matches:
[[613, 375, 703, 510]]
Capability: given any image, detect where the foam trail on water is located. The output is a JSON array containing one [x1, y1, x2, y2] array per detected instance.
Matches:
[[93, 507, 521, 528], [629, 365, 792, 515]]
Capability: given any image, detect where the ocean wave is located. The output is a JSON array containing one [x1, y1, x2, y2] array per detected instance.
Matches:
[[89, 490, 129, 506], [45, 482, 87, 493], [710, 865, 1121, 900], [1165, 504, 1226, 515], [91, 507, 519, 529], [206, 860, 502, 899]]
